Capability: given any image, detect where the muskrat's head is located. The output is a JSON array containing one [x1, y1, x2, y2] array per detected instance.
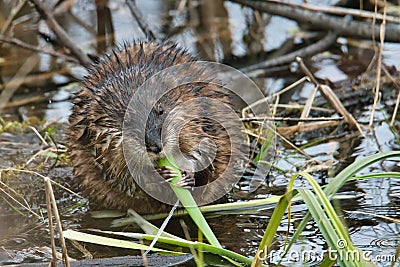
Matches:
[[141, 85, 212, 167], [144, 102, 167, 157]]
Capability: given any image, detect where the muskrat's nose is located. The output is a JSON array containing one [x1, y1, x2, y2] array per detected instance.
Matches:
[[145, 129, 163, 154], [147, 143, 162, 154]]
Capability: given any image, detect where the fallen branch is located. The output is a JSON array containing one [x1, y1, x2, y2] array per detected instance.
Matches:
[[268, 0, 400, 24], [229, 0, 400, 43], [369, 3, 387, 126], [242, 116, 343, 122], [240, 31, 338, 74]]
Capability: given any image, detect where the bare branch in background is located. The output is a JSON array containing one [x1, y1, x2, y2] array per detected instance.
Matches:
[[28, 0, 92, 66], [0, 55, 38, 114], [0, 35, 79, 63], [268, 0, 400, 24], [240, 31, 338, 75], [0, 0, 26, 35], [229, 0, 400, 43], [126, 0, 156, 41]]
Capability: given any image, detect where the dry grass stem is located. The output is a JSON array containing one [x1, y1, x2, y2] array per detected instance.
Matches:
[[369, 1, 387, 126], [1, 168, 82, 198], [179, 219, 199, 263], [28, 126, 49, 146], [242, 116, 343, 122], [247, 124, 320, 163], [44, 177, 70, 267], [318, 84, 364, 134], [391, 90, 400, 126], [45, 178, 57, 267], [343, 210, 400, 224], [381, 66, 400, 126], [277, 120, 341, 136], [273, 103, 333, 113], [242, 76, 309, 117], [0, 180, 43, 219], [69, 240, 93, 260]]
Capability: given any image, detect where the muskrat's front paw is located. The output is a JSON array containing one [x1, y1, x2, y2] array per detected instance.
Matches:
[[174, 170, 195, 188], [157, 166, 180, 180], [157, 166, 195, 189]]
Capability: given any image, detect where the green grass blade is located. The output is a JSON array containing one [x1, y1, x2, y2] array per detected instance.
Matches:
[[298, 189, 342, 265], [254, 127, 275, 163], [66, 229, 255, 266], [298, 188, 376, 267], [157, 156, 221, 248], [63, 229, 184, 254], [298, 172, 354, 250], [279, 151, 400, 263], [352, 172, 400, 180], [251, 189, 298, 267], [325, 151, 400, 196]]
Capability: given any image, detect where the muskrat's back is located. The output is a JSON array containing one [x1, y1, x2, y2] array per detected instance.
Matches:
[[68, 41, 241, 213]]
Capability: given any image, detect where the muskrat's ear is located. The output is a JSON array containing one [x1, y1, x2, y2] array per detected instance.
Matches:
[[88, 54, 100, 63], [192, 85, 205, 92]]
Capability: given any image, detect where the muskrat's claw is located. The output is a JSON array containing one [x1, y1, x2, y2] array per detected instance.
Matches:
[[157, 167, 195, 188], [157, 166, 180, 180], [175, 170, 195, 189]]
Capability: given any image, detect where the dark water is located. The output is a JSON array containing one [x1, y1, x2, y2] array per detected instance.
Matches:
[[0, 0, 399, 266]]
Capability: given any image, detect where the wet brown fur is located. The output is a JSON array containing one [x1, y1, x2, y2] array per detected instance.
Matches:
[[67, 41, 239, 214]]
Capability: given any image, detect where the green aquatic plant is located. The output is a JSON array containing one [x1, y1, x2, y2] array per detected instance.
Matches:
[[63, 151, 400, 267], [252, 150, 400, 267]]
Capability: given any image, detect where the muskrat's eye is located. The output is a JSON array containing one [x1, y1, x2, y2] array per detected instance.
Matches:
[[156, 104, 164, 115]]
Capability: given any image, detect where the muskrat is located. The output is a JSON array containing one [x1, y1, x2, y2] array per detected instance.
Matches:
[[67, 41, 244, 214]]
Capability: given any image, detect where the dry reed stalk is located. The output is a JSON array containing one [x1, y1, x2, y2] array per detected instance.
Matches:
[[369, 1, 387, 126], [381, 66, 400, 127], [45, 180, 57, 267], [44, 177, 70, 267], [391, 90, 400, 126], [277, 120, 341, 136], [296, 57, 364, 135]]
